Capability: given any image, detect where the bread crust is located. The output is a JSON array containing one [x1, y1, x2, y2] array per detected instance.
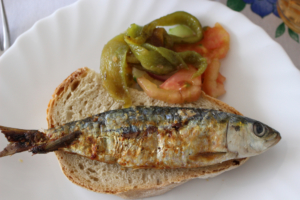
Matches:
[[47, 67, 248, 199]]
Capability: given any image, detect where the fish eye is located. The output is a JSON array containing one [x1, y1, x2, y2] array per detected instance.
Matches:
[[253, 122, 266, 137]]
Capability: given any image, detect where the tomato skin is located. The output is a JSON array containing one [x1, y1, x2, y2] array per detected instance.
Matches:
[[200, 23, 230, 61], [202, 58, 226, 98], [173, 23, 229, 98], [137, 23, 229, 102], [137, 66, 202, 104], [179, 83, 202, 103], [137, 76, 183, 104], [174, 23, 230, 63], [160, 66, 201, 90], [216, 72, 226, 84]]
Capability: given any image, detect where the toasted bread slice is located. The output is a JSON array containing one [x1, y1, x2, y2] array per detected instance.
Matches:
[[47, 67, 248, 199]]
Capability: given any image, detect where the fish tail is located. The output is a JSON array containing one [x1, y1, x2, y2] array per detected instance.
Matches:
[[0, 125, 82, 157], [0, 125, 47, 157]]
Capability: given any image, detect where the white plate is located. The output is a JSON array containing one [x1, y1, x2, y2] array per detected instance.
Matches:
[[0, 0, 299, 199]]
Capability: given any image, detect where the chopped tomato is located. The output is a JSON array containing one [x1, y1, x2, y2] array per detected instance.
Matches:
[[216, 72, 226, 84], [173, 23, 229, 98], [160, 66, 201, 90], [137, 23, 229, 102], [174, 23, 230, 64], [137, 66, 202, 104], [137, 76, 182, 104], [202, 58, 226, 98], [199, 23, 230, 61]]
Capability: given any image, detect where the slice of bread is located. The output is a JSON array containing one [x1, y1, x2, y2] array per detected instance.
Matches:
[[46, 67, 248, 199]]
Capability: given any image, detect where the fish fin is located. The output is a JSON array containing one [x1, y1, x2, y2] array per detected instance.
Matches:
[[189, 152, 227, 162], [0, 125, 46, 143], [0, 125, 82, 156], [0, 125, 48, 157], [0, 143, 31, 157], [30, 131, 82, 154]]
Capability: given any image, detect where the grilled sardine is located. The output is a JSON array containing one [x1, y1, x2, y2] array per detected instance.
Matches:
[[0, 106, 281, 169]]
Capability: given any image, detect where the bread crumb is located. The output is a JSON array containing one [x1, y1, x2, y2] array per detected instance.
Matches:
[[206, 179, 209, 181], [18, 159, 23, 163]]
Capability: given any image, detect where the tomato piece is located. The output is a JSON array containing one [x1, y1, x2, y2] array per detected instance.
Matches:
[[216, 72, 226, 84], [137, 66, 202, 104], [202, 58, 226, 98], [160, 66, 201, 90], [137, 76, 183, 104], [200, 23, 230, 61], [173, 23, 229, 99], [174, 23, 230, 63], [179, 82, 202, 103], [140, 23, 229, 101]]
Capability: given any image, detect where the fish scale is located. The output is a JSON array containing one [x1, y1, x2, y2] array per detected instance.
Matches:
[[0, 106, 281, 169]]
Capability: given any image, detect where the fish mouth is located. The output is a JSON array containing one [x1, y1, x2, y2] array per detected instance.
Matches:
[[267, 132, 281, 148]]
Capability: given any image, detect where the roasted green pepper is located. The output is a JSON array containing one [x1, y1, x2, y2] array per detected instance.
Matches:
[[100, 34, 132, 107], [125, 11, 203, 45], [100, 11, 207, 107]]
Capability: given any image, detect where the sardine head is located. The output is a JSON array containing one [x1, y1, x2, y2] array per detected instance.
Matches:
[[227, 116, 281, 158]]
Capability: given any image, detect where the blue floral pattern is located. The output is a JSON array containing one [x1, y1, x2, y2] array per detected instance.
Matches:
[[243, 0, 279, 18], [227, 0, 299, 42]]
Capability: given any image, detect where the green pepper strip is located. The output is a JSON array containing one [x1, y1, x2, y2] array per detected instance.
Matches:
[[124, 11, 205, 76], [125, 42, 207, 77], [178, 51, 208, 78], [143, 43, 188, 70], [100, 34, 132, 107], [100, 11, 205, 107], [143, 43, 207, 77], [125, 38, 180, 75], [125, 11, 203, 45]]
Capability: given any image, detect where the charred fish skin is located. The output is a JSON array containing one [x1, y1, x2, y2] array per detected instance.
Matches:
[[52, 106, 234, 168], [0, 106, 281, 169]]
